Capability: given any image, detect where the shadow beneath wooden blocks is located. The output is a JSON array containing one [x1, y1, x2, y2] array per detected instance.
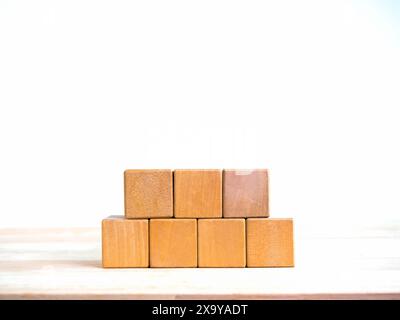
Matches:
[[71, 260, 102, 268]]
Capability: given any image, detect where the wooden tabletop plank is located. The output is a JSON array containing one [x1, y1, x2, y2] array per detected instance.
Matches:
[[0, 225, 399, 300]]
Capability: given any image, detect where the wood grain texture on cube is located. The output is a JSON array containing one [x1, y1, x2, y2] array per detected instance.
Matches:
[[124, 169, 173, 218], [223, 169, 269, 218], [102, 216, 149, 268], [198, 219, 246, 267], [247, 218, 294, 267], [150, 219, 197, 268], [174, 170, 222, 218]]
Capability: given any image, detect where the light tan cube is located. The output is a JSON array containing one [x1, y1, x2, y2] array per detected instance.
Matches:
[[223, 169, 269, 218], [247, 218, 294, 267], [150, 219, 197, 267], [198, 219, 246, 267], [102, 216, 149, 268], [124, 169, 173, 218], [174, 170, 222, 218]]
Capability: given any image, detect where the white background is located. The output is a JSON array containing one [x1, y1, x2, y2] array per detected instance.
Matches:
[[0, 0, 399, 234]]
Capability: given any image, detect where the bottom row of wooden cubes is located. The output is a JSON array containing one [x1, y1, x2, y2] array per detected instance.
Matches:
[[102, 216, 294, 268]]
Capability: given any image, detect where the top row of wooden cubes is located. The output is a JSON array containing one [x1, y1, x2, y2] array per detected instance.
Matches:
[[124, 169, 269, 219]]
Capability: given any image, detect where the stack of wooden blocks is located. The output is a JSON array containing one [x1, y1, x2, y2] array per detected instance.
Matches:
[[102, 169, 294, 268]]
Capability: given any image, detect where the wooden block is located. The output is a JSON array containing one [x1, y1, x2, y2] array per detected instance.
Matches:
[[174, 170, 222, 218], [150, 219, 197, 267], [102, 216, 149, 268], [198, 219, 246, 267], [124, 169, 173, 218], [247, 218, 294, 267], [223, 169, 269, 218]]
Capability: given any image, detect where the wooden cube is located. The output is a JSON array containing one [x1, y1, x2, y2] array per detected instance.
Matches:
[[223, 169, 269, 218], [198, 219, 246, 267], [174, 170, 222, 218], [124, 169, 173, 218], [102, 216, 149, 268], [247, 218, 294, 267], [150, 219, 197, 267]]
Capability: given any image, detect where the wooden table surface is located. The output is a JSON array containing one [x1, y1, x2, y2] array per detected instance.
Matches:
[[1, 221, 400, 299]]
